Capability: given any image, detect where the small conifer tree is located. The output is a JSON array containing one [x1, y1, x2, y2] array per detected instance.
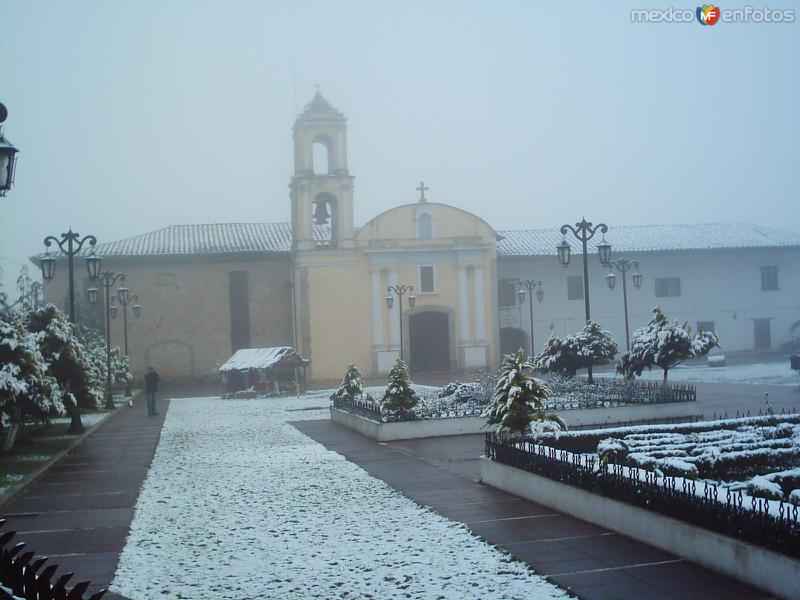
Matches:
[[331, 364, 365, 402], [381, 359, 418, 421]]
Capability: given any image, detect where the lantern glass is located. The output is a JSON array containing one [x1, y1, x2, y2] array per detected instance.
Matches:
[[86, 254, 101, 280], [536, 288, 544, 303], [632, 272, 643, 289], [117, 286, 129, 304], [109, 304, 118, 319], [40, 256, 56, 282], [516, 288, 525, 304], [597, 239, 612, 266], [133, 304, 142, 318], [606, 271, 616, 290], [385, 295, 394, 309], [557, 240, 571, 266], [408, 294, 416, 308], [0, 138, 18, 195], [87, 287, 98, 305]]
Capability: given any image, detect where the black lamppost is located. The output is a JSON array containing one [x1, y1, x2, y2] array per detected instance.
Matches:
[[111, 287, 141, 397], [88, 270, 125, 409], [515, 280, 543, 356], [606, 258, 642, 351], [386, 284, 416, 363], [557, 218, 611, 383], [40, 233, 101, 322], [0, 103, 20, 197]]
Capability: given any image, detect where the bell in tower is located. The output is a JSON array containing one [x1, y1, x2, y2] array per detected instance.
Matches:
[[289, 88, 355, 251]]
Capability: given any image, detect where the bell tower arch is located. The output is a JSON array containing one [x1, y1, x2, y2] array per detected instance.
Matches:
[[290, 89, 355, 250]]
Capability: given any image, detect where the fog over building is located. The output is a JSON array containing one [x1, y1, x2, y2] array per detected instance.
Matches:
[[39, 93, 800, 380]]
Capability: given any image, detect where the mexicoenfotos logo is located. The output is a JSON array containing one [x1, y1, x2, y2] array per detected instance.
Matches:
[[697, 4, 721, 25], [631, 5, 795, 23]]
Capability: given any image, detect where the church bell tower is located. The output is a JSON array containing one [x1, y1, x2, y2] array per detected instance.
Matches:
[[290, 89, 355, 251]]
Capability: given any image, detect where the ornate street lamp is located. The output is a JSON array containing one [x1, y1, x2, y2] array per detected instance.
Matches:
[[111, 286, 141, 396], [0, 103, 20, 197], [557, 217, 610, 383], [607, 257, 642, 351], [41, 231, 99, 322], [89, 269, 125, 408], [516, 279, 543, 356], [386, 284, 414, 363]]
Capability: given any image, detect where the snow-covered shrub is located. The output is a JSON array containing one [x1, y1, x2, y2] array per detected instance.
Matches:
[[617, 306, 719, 383], [484, 349, 564, 436], [533, 321, 618, 379], [78, 325, 132, 388], [331, 364, 365, 402], [0, 315, 64, 421], [597, 438, 628, 463], [438, 381, 483, 404], [381, 360, 418, 421]]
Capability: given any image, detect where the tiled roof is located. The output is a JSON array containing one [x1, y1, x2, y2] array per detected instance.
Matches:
[[43, 222, 800, 259], [58, 223, 327, 258], [497, 223, 800, 256]]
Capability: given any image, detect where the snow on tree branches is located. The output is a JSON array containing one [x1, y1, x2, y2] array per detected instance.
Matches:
[[484, 349, 565, 436], [331, 364, 365, 402], [533, 321, 618, 378], [381, 360, 418, 421], [617, 306, 719, 383]]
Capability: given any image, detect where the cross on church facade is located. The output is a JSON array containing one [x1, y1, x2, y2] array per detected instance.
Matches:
[[416, 181, 429, 203]]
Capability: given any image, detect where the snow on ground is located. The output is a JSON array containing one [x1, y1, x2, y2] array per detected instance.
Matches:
[[598, 362, 800, 386], [111, 391, 567, 600]]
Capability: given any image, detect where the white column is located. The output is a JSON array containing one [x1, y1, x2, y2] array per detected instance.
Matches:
[[371, 270, 384, 347], [458, 266, 469, 342], [388, 269, 399, 347], [474, 266, 486, 342]]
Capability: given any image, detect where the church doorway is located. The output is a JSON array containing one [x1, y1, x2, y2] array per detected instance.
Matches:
[[409, 311, 450, 373]]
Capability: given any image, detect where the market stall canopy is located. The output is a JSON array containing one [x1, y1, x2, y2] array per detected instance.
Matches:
[[218, 347, 310, 373]]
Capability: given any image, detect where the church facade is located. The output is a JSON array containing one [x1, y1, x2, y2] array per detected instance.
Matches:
[[39, 92, 800, 381]]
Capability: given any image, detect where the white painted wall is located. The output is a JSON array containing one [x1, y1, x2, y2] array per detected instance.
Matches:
[[498, 247, 800, 354]]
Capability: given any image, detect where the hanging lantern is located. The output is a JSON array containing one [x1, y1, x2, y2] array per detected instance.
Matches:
[[385, 295, 394, 309], [516, 288, 525, 305], [133, 304, 142, 318], [109, 304, 118, 319], [597, 238, 612, 266], [39, 255, 56, 282], [0, 104, 19, 197], [632, 272, 643, 289], [86, 254, 102, 281], [556, 239, 571, 267], [536, 288, 544, 303], [117, 286, 129, 304], [408, 294, 416, 308], [606, 271, 617, 290], [87, 287, 99, 305]]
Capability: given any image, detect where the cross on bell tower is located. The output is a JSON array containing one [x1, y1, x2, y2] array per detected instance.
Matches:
[[416, 181, 429, 203]]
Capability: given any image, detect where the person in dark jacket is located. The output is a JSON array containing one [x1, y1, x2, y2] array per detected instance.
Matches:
[[144, 366, 160, 416]]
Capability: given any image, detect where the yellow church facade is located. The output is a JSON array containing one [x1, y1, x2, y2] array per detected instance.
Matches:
[[290, 92, 499, 380]]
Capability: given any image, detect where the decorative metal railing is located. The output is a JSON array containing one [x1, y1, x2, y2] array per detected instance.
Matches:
[[484, 433, 800, 559], [331, 396, 383, 421], [0, 519, 106, 600]]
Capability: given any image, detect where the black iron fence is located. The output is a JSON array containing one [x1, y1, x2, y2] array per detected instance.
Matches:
[[542, 378, 696, 410], [331, 396, 383, 421], [484, 433, 800, 559], [0, 519, 106, 600]]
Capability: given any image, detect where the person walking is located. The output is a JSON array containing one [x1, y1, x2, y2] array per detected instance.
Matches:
[[144, 366, 160, 416]]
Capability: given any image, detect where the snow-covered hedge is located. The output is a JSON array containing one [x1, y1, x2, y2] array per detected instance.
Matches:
[[533, 321, 618, 378]]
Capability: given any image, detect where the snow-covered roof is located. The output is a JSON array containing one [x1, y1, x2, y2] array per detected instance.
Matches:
[[497, 223, 800, 256], [39, 221, 800, 260], [44, 223, 327, 258], [218, 347, 310, 372]]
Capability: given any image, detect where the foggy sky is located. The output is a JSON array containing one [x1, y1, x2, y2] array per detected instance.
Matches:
[[1, 0, 798, 293]]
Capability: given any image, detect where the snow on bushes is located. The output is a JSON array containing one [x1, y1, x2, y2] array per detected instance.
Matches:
[[381, 360, 419, 421], [533, 321, 618, 378], [330, 364, 366, 402], [617, 306, 719, 382], [484, 349, 564, 435]]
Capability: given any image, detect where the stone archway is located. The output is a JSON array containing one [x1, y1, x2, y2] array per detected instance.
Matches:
[[409, 311, 451, 373]]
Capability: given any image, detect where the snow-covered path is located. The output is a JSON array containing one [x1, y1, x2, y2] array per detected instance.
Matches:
[[111, 393, 567, 600], [599, 361, 800, 386]]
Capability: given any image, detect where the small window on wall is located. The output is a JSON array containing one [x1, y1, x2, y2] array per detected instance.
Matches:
[[567, 276, 583, 300], [761, 266, 778, 291], [697, 321, 715, 333], [418, 213, 433, 239], [420, 266, 435, 293], [655, 277, 681, 297], [498, 280, 517, 307]]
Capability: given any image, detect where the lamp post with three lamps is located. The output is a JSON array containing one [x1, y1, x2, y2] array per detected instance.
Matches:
[[88, 270, 125, 409], [385, 285, 416, 363], [40, 233, 101, 323], [515, 280, 543, 357], [556, 218, 612, 382], [110, 287, 141, 397], [605, 258, 642, 351]]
